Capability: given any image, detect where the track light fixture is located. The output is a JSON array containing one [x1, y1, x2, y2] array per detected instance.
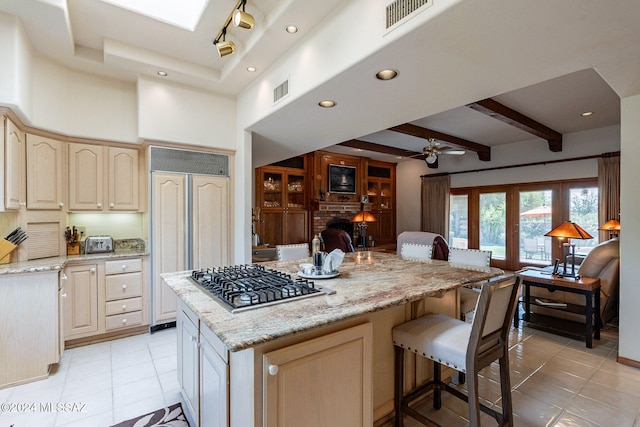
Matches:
[[213, 0, 254, 58]]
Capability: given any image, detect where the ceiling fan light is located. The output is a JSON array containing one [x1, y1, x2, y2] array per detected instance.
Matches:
[[233, 9, 255, 29], [425, 154, 437, 164], [216, 40, 236, 57]]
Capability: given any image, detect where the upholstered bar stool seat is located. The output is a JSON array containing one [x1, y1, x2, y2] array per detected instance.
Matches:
[[392, 275, 520, 427]]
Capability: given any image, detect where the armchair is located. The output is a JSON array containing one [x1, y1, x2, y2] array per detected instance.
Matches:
[[530, 238, 619, 325]]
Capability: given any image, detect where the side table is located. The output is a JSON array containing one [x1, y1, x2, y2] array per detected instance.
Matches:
[[515, 269, 601, 348]]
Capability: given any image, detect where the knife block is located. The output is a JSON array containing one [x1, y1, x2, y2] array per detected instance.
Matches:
[[0, 239, 17, 264], [67, 243, 80, 255]]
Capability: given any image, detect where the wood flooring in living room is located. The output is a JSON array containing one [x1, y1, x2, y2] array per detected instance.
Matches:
[[0, 322, 637, 427]]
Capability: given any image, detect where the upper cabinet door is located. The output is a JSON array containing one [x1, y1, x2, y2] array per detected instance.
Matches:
[[68, 143, 104, 211], [108, 147, 139, 211], [5, 118, 25, 211], [26, 134, 64, 210]]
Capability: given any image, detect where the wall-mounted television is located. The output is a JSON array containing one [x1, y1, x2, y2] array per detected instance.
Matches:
[[328, 164, 356, 194]]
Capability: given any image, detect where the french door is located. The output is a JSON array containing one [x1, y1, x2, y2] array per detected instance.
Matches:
[[450, 179, 597, 271]]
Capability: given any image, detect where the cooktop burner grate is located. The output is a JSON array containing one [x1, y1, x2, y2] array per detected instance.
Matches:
[[190, 264, 331, 313]]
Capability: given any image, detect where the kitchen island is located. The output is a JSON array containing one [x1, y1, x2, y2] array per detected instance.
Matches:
[[163, 251, 503, 427]]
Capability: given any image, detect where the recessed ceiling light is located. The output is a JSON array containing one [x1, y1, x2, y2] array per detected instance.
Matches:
[[318, 100, 336, 108], [581, 111, 594, 117], [157, 71, 168, 77], [246, 66, 256, 72], [375, 69, 398, 80], [285, 25, 299, 34]]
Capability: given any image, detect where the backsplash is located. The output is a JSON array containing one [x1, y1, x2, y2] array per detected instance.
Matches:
[[114, 238, 146, 251]]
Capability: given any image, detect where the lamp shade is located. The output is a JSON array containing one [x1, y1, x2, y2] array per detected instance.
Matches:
[[598, 219, 621, 231], [216, 40, 236, 57], [233, 9, 255, 29], [544, 221, 593, 239], [351, 211, 377, 223]]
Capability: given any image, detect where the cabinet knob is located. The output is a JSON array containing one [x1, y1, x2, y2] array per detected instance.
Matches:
[[90, 267, 96, 273], [122, 318, 127, 324], [122, 284, 127, 290], [58, 202, 64, 208], [268, 364, 279, 376], [61, 274, 68, 281], [121, 264, 127, 270], [19, 202, 26, 207], [122, 304, 127, 311], [97, 203, 102, 208], [61, 293, 67, 299], [110, 202, 115, 208]]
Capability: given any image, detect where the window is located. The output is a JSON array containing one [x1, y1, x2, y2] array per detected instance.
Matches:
[[569, 187, 599, 254], [449, 194, 468, 249], [519, 190, 552, 264], [479, 192, 506, 260]]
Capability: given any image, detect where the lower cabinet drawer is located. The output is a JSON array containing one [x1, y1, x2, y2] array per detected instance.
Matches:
[[106, 297, 143, 315], [106, 311, 143, 331], [105, 272, 143, 300]]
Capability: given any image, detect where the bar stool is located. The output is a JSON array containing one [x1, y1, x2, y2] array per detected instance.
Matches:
[[392, 275, 520, 427]]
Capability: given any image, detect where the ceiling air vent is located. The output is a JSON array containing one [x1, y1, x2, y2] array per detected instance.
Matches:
[[273, 79, 289, 103], [386, 0, 433, 28]]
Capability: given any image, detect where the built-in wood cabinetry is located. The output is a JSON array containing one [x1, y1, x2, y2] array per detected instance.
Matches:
[[68, 143, 140, 212], [26, 134, 64, 210], [263, 323, 373, 426], [63, 257, 149, 343], [64, 263, 99, 338], [4, 117, 25, 211], [0, 271, 60, 388], [255, 158, 309, 245], [365, 160, 396, 246]]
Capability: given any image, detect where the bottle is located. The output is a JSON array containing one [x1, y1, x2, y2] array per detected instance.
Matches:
[[311, 234, 320, 255]]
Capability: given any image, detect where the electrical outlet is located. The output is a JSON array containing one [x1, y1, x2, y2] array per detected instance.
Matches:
[[76, 225, 86, 238]]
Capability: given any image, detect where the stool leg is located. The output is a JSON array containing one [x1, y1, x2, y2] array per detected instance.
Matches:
[[467, 366, 481, 427], [433, 361, 442, 410], [458, 372, 466, 384], [499, 355, 513, 426], [394, 346, 404, 427]]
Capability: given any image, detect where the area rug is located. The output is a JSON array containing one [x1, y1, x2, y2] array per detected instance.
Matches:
[[110, 402, 190, 427]]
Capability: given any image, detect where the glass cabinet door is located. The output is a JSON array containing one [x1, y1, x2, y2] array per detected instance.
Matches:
[[262, 172, 283, 209], [286, 173, 305, 209]]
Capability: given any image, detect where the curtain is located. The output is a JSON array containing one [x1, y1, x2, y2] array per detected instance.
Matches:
[[421, 175, 450, 239], [598, 154, 620, 241]]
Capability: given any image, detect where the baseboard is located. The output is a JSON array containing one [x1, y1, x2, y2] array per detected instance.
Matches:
[[65, 325, 149, 349], [617, 354, 640, 369]]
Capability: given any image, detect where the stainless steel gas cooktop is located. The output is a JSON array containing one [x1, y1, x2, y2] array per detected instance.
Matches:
[[190, 264, 333, 313]]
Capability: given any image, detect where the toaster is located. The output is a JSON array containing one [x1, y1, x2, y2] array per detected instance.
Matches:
[[84, 235, 114, 254]]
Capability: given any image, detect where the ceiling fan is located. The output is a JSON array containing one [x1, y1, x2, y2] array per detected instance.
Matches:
[[421, 138, 466, 164]]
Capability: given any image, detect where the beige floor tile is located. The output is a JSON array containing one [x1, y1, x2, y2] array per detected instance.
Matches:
[[54, 388, 113, 426], [553, 411, 602, 427], [112, 393, 168, 425], [510, 390, 563, 426], [578, 381, 640, 418], [565, 394, 636, 426], [113, 376, 163, 409]]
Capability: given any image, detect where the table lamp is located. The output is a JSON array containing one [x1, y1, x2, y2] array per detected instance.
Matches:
[[598, 219, 621, 238], [544, 221, 593, 278], [351, 210, 376, 248]]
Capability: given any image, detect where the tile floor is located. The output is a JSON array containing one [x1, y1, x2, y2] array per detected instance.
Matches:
[[1, 323, 639, 427], [0, 328, 181, 427]]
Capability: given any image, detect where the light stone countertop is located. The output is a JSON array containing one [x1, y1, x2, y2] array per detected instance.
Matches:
[[162, 251, 504, 352], [0, 249, 149, 276]]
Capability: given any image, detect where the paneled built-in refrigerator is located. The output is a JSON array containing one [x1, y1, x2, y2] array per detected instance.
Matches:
[[149, 147, 230, 329]]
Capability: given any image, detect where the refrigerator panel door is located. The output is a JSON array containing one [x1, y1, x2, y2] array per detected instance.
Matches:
[[192, 175, 230, 270]]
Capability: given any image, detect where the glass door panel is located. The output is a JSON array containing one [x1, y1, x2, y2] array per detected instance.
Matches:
[[479, 192, 506, 260], [262, 172, 283, 208], [519, 190, 552, 265], [569, 187, 599, 255], [286, 173, 305, 209], [449, 194, 468, 249]]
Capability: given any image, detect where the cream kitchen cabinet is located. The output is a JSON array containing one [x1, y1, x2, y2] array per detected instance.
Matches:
[[64, 263, 100, 339], [3, 116, 26, 211], [0, 271, 61, 388], [68, 143, 139, 211], [177, 300, 229, 427], [26, 134, 64, 210], [104, 258, 144, 331]]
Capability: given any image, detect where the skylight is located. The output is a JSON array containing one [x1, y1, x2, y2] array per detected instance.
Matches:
[[100, 0, 208, 31]]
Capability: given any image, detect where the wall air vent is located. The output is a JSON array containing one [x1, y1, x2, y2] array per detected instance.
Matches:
[[273, 79, 289, 103], [386, 0, 433, 29]]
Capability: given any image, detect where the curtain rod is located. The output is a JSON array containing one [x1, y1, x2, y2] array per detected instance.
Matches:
[[421, 151, 620, 178]]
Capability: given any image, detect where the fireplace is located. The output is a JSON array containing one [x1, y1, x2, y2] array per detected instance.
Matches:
[[326, 217, 355, 241]]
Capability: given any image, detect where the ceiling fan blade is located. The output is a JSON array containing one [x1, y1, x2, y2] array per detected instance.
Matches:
[[440, 149, 466, 155]]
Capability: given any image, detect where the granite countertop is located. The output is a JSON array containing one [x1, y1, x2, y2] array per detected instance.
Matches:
[[0, 249, 149, 276], [162, 251, 504, 352]]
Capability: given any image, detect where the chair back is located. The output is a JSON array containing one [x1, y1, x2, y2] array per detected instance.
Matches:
[[448, 247, 492, 267], [321, 228, 355, 253], [276, 243, 309, 261], [396, 231, 449, 260], [467, 275, 520, 366], [400, 243, 432, 261]]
